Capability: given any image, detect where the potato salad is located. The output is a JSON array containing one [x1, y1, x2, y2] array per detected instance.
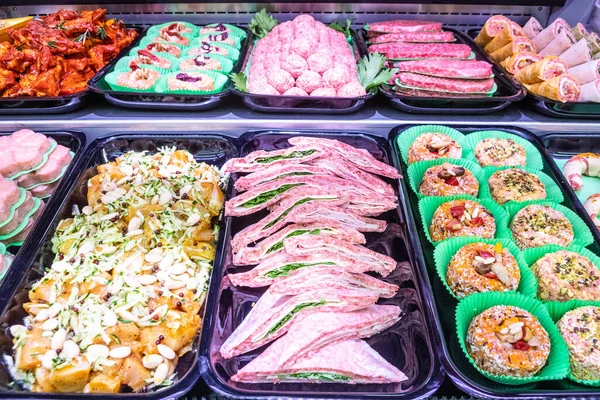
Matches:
[[7, 147, 225, 393]]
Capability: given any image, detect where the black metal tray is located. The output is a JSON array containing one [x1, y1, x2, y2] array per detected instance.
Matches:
[[0, 133, 238, 398], [88, 26, 250, 111], [199, 129, 444, 399], [389, 124, 600, 399], [232, 30, 376, 114], [367, 28, 524, 115], [0, 27, 142, 115]]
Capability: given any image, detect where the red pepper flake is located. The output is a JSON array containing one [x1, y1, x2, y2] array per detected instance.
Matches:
[[444, 177, 460, 186], [471, 216, 484, 227], [513, 340, 531, 351], [449, 205, 465, 218], [483, 272, 498, 280], [478, 250, 495, 259]]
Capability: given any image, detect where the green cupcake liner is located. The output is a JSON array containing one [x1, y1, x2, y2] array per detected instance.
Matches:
[[456, 291, 570, 385], [154, 70, 229, 95], [395, 80, 497, 96], [480, 166, 564, 206], [522, 243, 600, 304], [407, 158, 485, 200], [505, 201, 594, 249], [115, 52, 180, 74], [0, 188, 26, 230], [418, 194, 511, 246], [199, 23, 247, 39], [7, 140, 57, 180], [388, 51, 476, 61], [182, 41, 241, 61], [147, 22, 200, 39], [22, 162, 69, 191], [463, 130, 545, 170], [196, 33, 241, 49], [396, 125, 467, 166], [0, 254, 11, 281], [0, 197, 41, 241], [103, 69, 161, 93], [434, 237, 536, 300], [4, 241, 23, 248], [177, 53, 234, 74]]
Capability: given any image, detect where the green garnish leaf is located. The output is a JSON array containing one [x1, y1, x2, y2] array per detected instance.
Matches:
[[263, 300, 327, 337], [328, 18, 354, 40], [96, 26, 107, 40], [250, 9, 278, 39], [357, 52, 393, 91], [254, 149, 316, 164], [54, 21, 66, 31], [279, 372, 351, 381], [47, 41, 58, 49], [263, 196, 336, 229], [230, 72, 248, 93], [241, 183, 304, 208], [266, 228, 326, 254], [263, 261, 335, 278]]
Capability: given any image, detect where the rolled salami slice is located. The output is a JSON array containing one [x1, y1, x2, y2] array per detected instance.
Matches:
[[533, 18, 570, 52], [475, 15, 510, 48], [559, 38, 592, 67], [484, 21, 526, 54], [525, 74, 581, 102], [539, 29, 576, 56], [523, 17, 543, 40], [568, 60, 600, 85], [489, 36, 534, 63], [578, 80, 600, 102], [572, 23, 589, 41], [368, 31, 455, 44], [501, 51, 544, 74], [514, 56, 568, 84]]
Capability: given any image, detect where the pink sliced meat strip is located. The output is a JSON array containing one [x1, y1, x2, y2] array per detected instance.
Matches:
[[369, 43, 472, 59], [16, 145, 72, 189], [395, 72, 495, 93], [369, 20, 443, 33], [0, 177, 21, 223], [394, 60, 493, 79], [0, 191, 34, 235], [370, 31, 455, 44]]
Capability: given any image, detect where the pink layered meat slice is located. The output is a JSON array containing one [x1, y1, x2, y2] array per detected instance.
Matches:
[[2, 201, 45, 245], [15, 145, 72, 189], [309, 155, 395, 196], [269, 266, 399, 298], [233, 339, 407, 383], [393, 86, 493, 98], [287, 137, 400, 178], [219, 286, 379, 358], [231, 305, 401, 380], [233, 222, 366, 266], [234, 164, 332, 192], [283, 235, 396, 277], [369, 43, 472, 59], [370, 31, 455, 44], [0, 130, 53, 177], [222, 144, 327, 173], [369, 20, 442, 33], [231, 194, 386, 252], [0, 176, 21, 223], [395, 72, 495, 93], [29, 181, 59, 198], [0, 191, 34, 235], [394, 59, 493, 79]]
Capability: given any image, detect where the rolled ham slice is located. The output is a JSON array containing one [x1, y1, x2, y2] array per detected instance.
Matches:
[[534, 18, 570, 52], [368, 20, 442, 34], [578, 80, 600, 102], [539, 29, 576, 57], [501, 51, 544, 74], [587, 32, 600, 55], [568, 60, 600, 85], [368, 31, 455, 44], [395, 72, 495, 93], [484, 21, 526, 54], [572, 23, 589, 41], [489, 36, 534, 63], [514, 56, 568, 84], [560, 38, 592, 68], [523, 17, 543, 39], [475, 15, 510, 48], [394, 59, 493, 79], [525, 74, 581, 102]]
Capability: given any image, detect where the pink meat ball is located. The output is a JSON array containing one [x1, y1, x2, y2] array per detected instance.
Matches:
[[337, 80, 367, 97], [307, 52, 334, 74], [281, 53, 307, 78], [322, 66, 351, 89], [248, 77, 280, 95], [291, 37, 315, 59], [267, 68, 294, 93], [283, 87, 309, 96], [293, 14, 315, 26], [310, 87, 337, 97], [296, 70, 323, 94]]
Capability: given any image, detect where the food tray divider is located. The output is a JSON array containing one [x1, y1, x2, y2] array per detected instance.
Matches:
[[366, 28, 524, 115], [87, 27, 250, 111], [0, 132, 238, 399], [198, 129, 444, 399], [232, 30, 376, 114], [389, 124, 600, 399]]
